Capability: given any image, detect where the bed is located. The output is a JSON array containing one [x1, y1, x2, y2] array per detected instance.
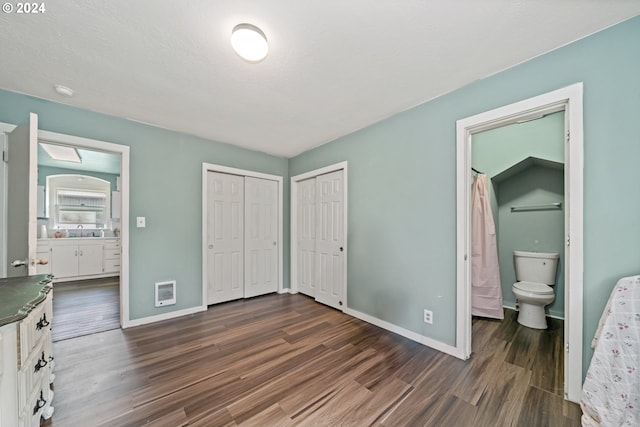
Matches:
[[581, 275, 640, 426]]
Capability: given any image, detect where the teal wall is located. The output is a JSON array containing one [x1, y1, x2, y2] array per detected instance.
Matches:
[[473, 111, 565, 175], [472, 112, 565, 318], [290, 17, 640, 373], [0, 90, 289, 320]]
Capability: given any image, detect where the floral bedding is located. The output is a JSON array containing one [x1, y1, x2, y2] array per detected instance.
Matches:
[[581, 275, 640, 426]]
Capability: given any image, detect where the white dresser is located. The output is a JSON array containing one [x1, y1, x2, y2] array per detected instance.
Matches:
[[0, 275, 54, 427]]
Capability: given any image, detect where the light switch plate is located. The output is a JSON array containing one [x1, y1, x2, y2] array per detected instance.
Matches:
[[136, 217, 146, 228]]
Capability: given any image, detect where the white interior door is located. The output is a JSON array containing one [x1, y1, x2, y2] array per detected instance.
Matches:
[[244, 177, 278, 298], [6, 113, 38, 277], [206, 172, 244, 304], [297, 177, 316, 297], [315, 170, 345, 309]]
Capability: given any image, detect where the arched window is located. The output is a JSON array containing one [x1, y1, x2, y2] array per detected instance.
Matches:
[[46, 175, 111, 229]]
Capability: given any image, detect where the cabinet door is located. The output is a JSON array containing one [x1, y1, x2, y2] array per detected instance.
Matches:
[[78, 244, 104, 276], [50, 246, 78, 278]]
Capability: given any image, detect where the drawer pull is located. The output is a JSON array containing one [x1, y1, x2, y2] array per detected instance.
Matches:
[[34, 352, 48, 373], [33, 391, 46, 415], [36, 313, 50, 330]]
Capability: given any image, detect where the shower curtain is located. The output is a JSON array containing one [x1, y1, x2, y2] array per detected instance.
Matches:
[[471, 174, 504, 319]]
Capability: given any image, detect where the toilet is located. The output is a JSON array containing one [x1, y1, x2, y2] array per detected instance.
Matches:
[[512, 250, 559, 329]]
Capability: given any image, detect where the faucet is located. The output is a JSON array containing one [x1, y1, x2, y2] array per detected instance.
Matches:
[[77, 224, 83, 237]]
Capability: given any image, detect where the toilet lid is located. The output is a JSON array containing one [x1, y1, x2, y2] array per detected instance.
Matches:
[[513, 281, 553, 295]]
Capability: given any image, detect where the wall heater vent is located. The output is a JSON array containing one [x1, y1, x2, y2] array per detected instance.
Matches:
[[155, 280, 176, 307]]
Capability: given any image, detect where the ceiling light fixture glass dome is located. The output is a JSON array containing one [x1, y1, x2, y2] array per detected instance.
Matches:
[[231, 23, 269, 62]]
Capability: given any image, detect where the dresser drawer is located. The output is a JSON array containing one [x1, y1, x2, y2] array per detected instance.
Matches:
[[20, 385, 51, 427], [18, 294, 52, 366], [18, 339, 51, 412]]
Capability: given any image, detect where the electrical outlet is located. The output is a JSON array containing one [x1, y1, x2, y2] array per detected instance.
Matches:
[[423, 309, 433, 324]]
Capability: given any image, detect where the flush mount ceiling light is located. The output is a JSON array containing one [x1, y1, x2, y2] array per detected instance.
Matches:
[[40, 142, 82, 163], [231, 23, 269, 62], [54, 84, 74, 97]]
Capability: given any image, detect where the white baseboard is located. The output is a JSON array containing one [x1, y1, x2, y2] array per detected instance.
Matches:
[[123, 304, 207, 328], [343, 307, 465, 359], [279, 288, 297, 294]]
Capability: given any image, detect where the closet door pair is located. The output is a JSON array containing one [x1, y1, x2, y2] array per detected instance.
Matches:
[[206, 172, 278, 305], [297, 170, 345, 310]]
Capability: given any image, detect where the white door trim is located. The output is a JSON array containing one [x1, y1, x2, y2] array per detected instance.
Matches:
[[455, 83, 584, 402], [290, 161, 348, 304], [201, 163, 284, 307]]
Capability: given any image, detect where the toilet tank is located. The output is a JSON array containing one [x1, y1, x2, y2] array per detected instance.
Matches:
[[514, 250, 559, 285]]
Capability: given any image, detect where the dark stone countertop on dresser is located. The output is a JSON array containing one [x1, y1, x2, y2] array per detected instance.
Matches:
[[0, 274, 53, 327]]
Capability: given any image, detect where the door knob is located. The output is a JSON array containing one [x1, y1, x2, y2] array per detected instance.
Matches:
[[11, 259, 28, 267], [208, 244, 213, 249], [339, 247, 343, 252]]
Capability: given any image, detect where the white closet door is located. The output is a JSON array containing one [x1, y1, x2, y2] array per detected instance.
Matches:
[[206, 172, 244, 304], [297, 178, 316, 296], [244, 177, 278, 298], [315, 170, 345, 309]]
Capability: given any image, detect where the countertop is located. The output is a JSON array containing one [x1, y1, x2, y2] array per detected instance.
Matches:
[[37, 236, 120, 246], [0, 274, 53, 327], [38, 236, 120, 242]]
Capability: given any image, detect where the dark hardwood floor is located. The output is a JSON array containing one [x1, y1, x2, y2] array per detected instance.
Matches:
[[51, 277, 120, 341], [42, 293, 581, 426]]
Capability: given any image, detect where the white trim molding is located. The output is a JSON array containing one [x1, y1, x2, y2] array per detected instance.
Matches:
[[455, 83, 584, 402], [125, 305, 207, 328], [201, 163, 284, 308]]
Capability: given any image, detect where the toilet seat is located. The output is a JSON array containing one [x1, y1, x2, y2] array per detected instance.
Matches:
[[513, 281, 553, 295]]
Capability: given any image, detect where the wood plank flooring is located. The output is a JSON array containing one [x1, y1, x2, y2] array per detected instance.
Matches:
[[42, 293, 581, 426], [51, 277, 120, 342]]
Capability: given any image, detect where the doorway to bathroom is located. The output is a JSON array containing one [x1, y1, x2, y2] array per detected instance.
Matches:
[[455, 84, 584, 402]]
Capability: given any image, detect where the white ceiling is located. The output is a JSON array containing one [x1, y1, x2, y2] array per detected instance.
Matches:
[[1, 1, 639, 158]]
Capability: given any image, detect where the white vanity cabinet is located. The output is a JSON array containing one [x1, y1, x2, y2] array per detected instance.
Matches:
[[0, 276, 54, 427], [50, 241, 104, 279], [40, 238, 120, 281]]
